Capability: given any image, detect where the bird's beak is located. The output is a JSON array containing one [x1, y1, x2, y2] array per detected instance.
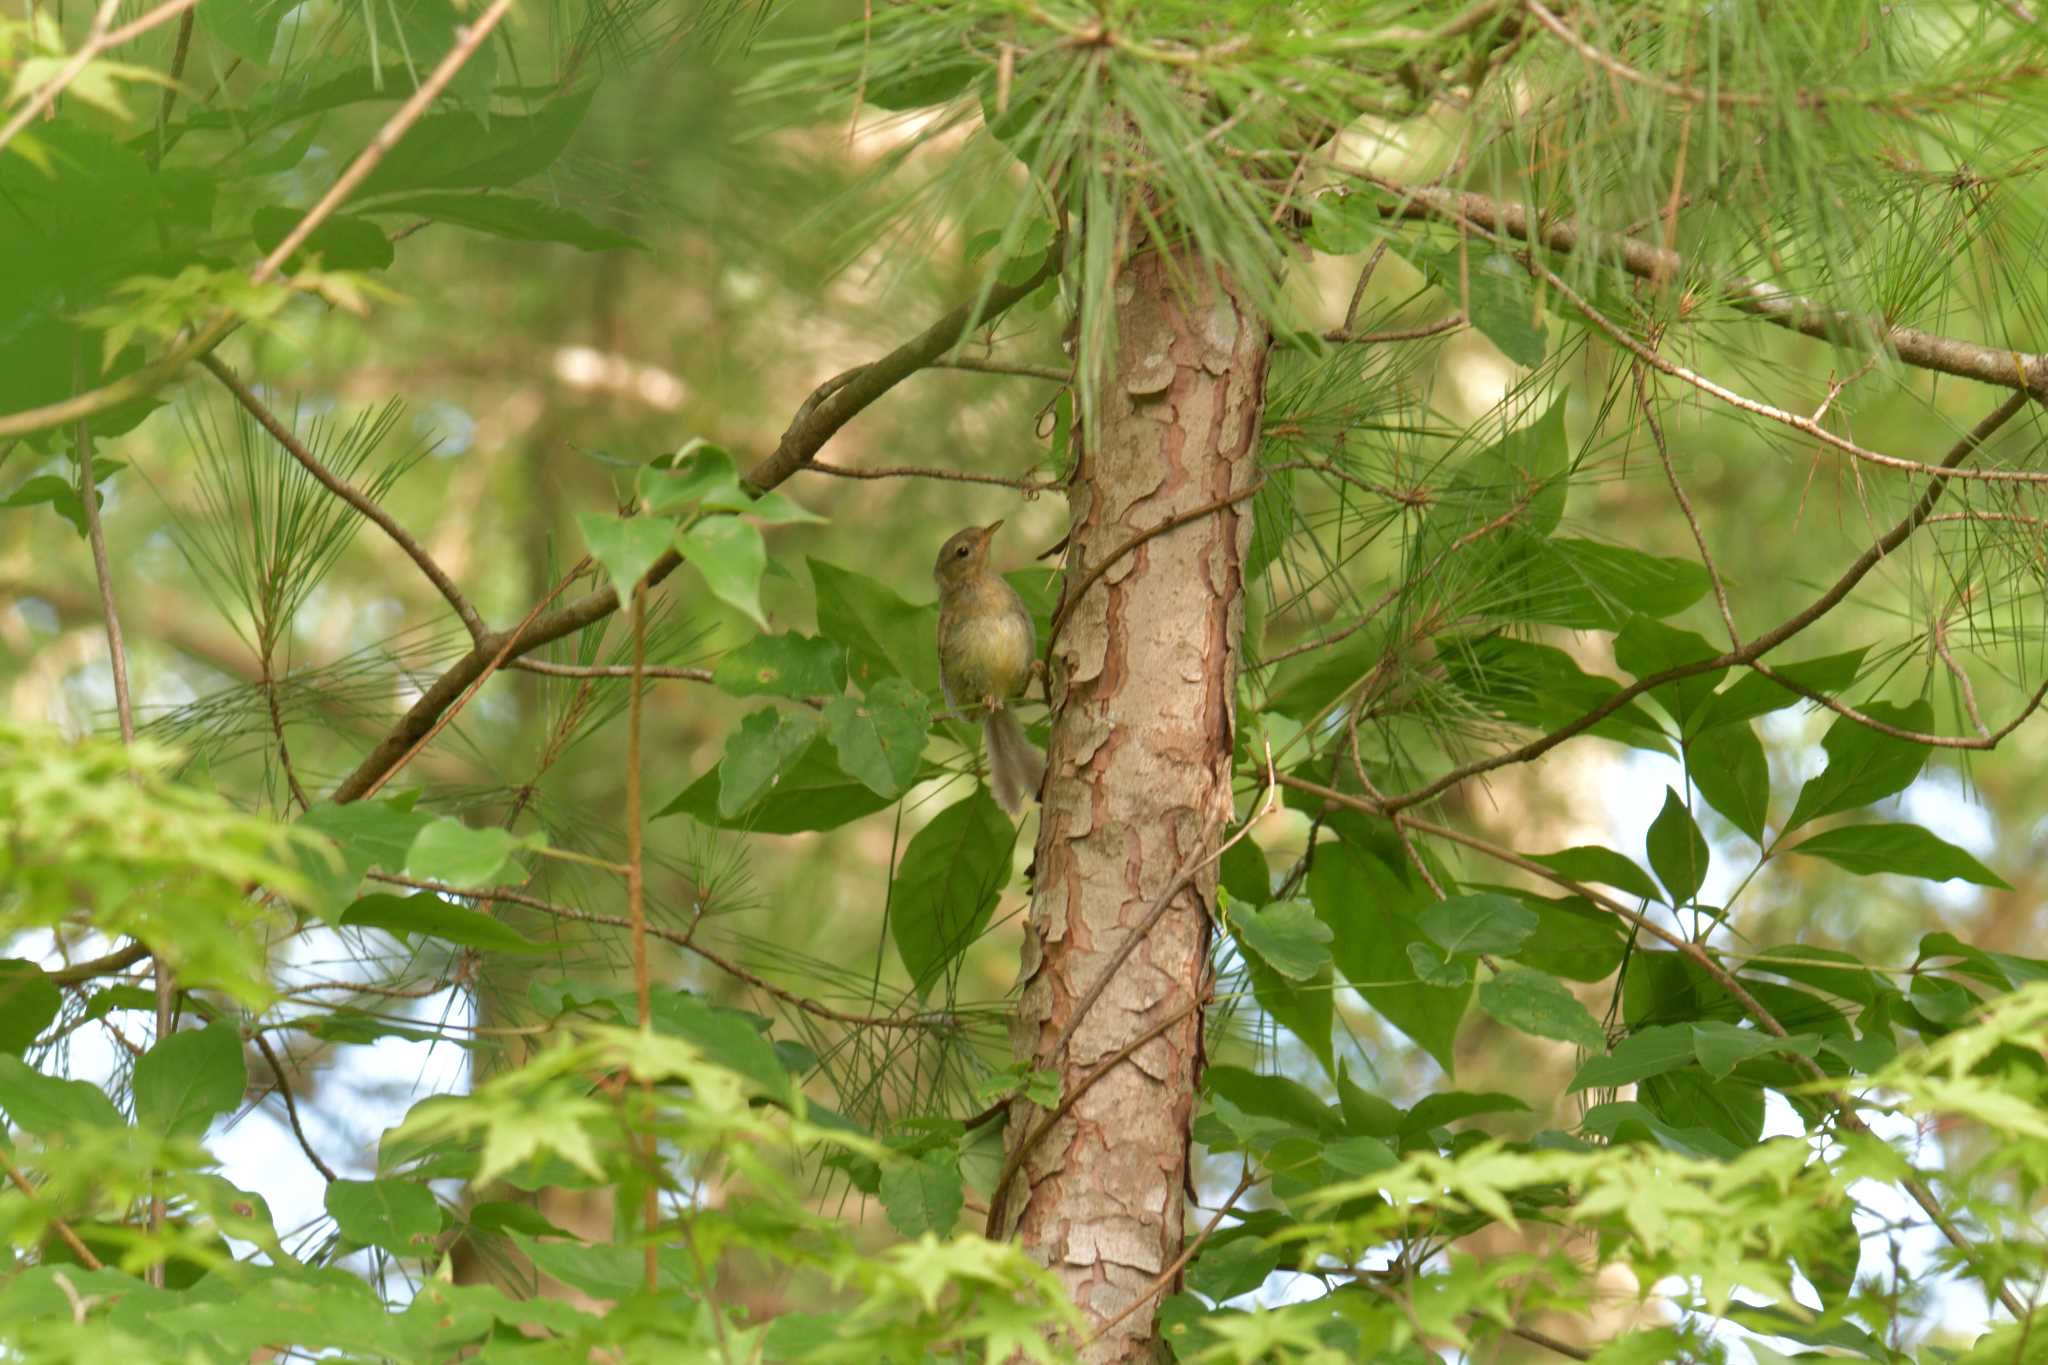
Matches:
[[982, 519, 1005, 539]]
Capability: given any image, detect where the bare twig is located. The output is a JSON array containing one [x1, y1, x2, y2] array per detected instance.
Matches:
[[200, 354, 487, 641], [1324, 313, 1465, 345], [624, 580, 658, 1295], [248, 1030, 338, 1183], [800, 460, 1059, 492], [508, 659, 714, 683], [0, 0, 198, 158], [1633, 364, 1738, 646], [929, 356, 1070, 383], [0, 1149, 104, 1271]]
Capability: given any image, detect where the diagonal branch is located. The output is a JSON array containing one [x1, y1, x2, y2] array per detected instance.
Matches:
[[0, 0, 200, 159], [328, 257, 1060, 805], [199, 354, 487, 642], [1367, 180, 2048, 400]]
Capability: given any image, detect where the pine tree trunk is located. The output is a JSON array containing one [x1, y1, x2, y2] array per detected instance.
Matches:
[[1002, 247, 1271, 1361]]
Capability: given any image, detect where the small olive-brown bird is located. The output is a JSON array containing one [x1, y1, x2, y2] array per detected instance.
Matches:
[[934, 521, 1044, 815]]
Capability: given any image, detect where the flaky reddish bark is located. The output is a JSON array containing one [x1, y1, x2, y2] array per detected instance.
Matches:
[[1003, 249, 1270, 1360]]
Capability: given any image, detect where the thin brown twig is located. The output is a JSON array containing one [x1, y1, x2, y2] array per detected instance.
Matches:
[[0, 0, 193, 157], [1933, 615, 1990, 739], [508, 658, 714, 683], [1633, 364, 1738, 646], [370, 873, 953, 1032], [0, 1149, 104, 1271], [1324, 313, 1466, 346], [248, 1030, 338, 1182], [200, 354, 487, 641], [928, 356, 1070, 383], [800, 460, 1060, 492], [1268, 458, 1430, 508], [623, 580, 659, 1295], [1520, 0, 1765, 108]]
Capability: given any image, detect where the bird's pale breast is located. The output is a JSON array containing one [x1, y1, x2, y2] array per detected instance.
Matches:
[[939, 576, 1034, 709]]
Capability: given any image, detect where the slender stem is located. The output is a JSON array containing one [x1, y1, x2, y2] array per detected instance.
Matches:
[[0, 0, 193, 158], [249, 1031, 338, 1182], [0, 1149, 104, 1271], [625, 581, 657, 1293]]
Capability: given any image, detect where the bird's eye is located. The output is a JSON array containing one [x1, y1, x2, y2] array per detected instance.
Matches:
[[955, 545, 970, 557]]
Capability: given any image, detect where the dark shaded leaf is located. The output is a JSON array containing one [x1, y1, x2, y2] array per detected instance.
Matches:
[[1783, 700, 1934, 832], [1645, 788, 1709, 905], [889, 791, 1015, 996], [1787, 823, 2008, 888], [134, 1022, 246, 1140], [1478, 968, 1605, 1048], [340, 892, 542, 954]]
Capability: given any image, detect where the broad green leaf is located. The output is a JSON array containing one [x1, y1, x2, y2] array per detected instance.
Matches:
[[879, 1153, 963, 1236], [1405, 942, 1469, 988], [1916, 931, 2046, 987], [1613, 617, 1724, 735], [1699, 649, 1869, 731], [296, 795, 432, 910], [326, 1178, 443, 1254], [198, 0, 287, 64], [512, 1232, 696, 1297], [1309, 842, 1466, 1075], [1205, 1064, 1343, 1136], [1516, 539, 1709, 630], [639, 441, 744, 513], [1400, 1089, 1530, 1136], [1418, 893, 1539, 957], [1408, 399, 1568, 604], [680, 515, 769, 628], [1232, 900, 1334, 980], [339, 892, 543, 954], [1508, 894, 1630, 982], [1304, 192, 1386, 255], [1686, 721, 1770, 842], [1187, 1231, 1284, 1302], [1525, 847, 1662, 903], [1245, 955, 1335, 1077], [810, 558, 940, 693], [1402, 243, 1545, 366], [1220, 837, 1272, 908], [1783, 700, 1934, 832], [1689, 1022, 1821, 1079], [358, 90, 593, 197], [134, 1022, 247, 1140], [249, 208, 394, 271], [576, 512, 672, 603], [712, 632, 848, 700], [1787, 823, 2009, 888], [1477, 968, 1605, 1048], [715, 708, 824, 819], [662, 735, 906, 832], [403, 818, 529, 888], [0, 1054, 124, 1133], [1645, 788, 1709, 905], [643, 992, 790, 1101], [824, 677, 931, 798], [1641, 1067, 1764, 1147], [889, 790, 1015, 996], [357, 193, 644, 252], [1580, 1101, 1739, 1159], [0, 960, 60, 1054], [1569, 1024, 1697, 1090]]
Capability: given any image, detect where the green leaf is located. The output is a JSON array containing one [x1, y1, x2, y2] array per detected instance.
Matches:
[[3, 474, 93, 538], [1646, 788, 1709, 905], [680, 515, 769, 628], [1569, 1024, 1696, 1090], [1507, 894, 1629, 982], [1478, 969, 1605, 1048], [134, 1022, 247, 1140], [198, 0, 287, 64], [1516, 539, 1709, 630], [356, 192, 644, 251], [1405, 942, 1469, 988], [810, 558, 940, 694], [715, 708, 825, 819], [1787, 823, 2009, 888], [1245, 955, 1335, 1078], [1205, 1064, 1343, 1136], [358, 90, 594, 197], [1686, 722, 1770, 842], [1525, 847, 1662, 903], [1699, 649, 1868, 731], [326, 1178, 443, 1255], [339, 892, 543, 954], [879, 1153, 963, 1236], [296, 795, 432, 910], [823, 677, 931, 798], [0, 961, 60, 1055], [644, 992, 790, 1101], [1232, 900, 1334, 980], [1309, 842, 1467, 1075], [1418, 893, 1539, 957], [712, 632, 848, 700], [890, 790, 1015, 996], [403, 818, 529, 888], [1689, 1022, 1821, 1079], [1783, 700, 1934, 832], [661, 733, 905, 832], [1613, 617, 1725, 735], [576, 512, 672, 603], [1187, 1231, 1283, 1303], [0, 1054, 124, 1133], [1438, 635, 1671, 754], [1401, 243, 1545, 366], [1641, 1067, 1763, 1147], [1304, 192, 1386, 255], [639, 441, 745, 513], [1220, 837, 1271, 908], [249, 208, 394, 271], [1401, 1089, 1530, 1136]]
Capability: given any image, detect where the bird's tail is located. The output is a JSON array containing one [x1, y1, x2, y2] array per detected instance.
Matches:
[[984, 707, 1045, 816]]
